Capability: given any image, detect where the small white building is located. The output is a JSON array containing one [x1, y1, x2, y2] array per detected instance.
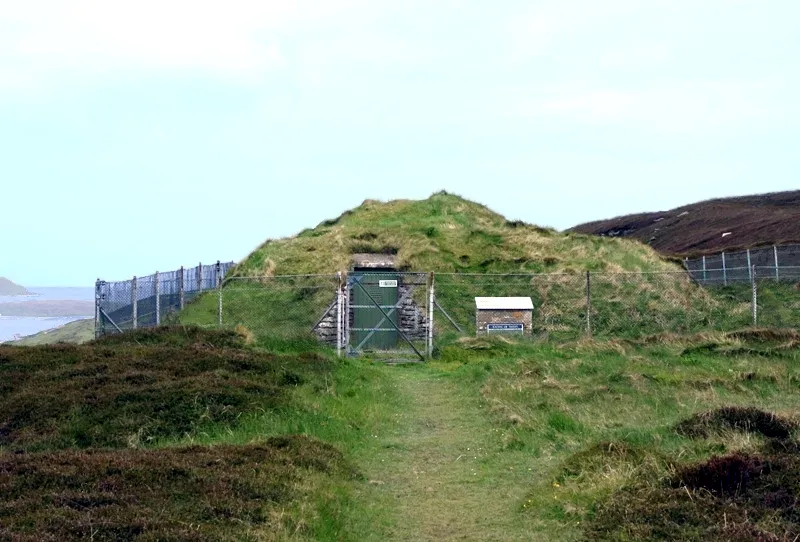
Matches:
[[475, 297, 533, 335]]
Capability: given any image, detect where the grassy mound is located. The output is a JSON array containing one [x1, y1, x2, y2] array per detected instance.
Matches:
[[0, 436, 356, 541], [586, 440, 800, 541], [0, 327, 332, 450], [235, 192, 676, 276], [180, 192, 736, 341]]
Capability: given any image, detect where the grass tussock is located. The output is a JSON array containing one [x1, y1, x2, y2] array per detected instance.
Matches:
[[586, 423, 800, 541], [0, 327, 332, 450], [676, 407, 798, 440], [0, 436, 356, 541]]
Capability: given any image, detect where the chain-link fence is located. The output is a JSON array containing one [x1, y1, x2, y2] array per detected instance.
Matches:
[[685, 245, 800, 285], [98, 267, 800, 355], [96, 261, 235, 336]]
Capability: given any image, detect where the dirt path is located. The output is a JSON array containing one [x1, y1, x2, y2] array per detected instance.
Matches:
[[358, 367, 537, 541]]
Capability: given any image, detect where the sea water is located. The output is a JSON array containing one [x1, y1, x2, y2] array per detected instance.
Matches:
[[0, 287, 94, 343]]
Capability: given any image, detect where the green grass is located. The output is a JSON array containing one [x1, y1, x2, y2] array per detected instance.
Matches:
[[8, 318, 94, 346], [3, 325, 800, 540], [177, 192, 751, 343], [176, 194, 800, 345], [232, 192, 678, 276]]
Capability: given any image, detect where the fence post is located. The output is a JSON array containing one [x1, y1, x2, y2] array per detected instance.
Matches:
[[751, 265, 758, 326], [702, 255, 707, 283], [774, 245, 780, 281], [586, 270, 592, 337], [197, 263, 202, 292], [344, 274, 350, 355], [179, 266, 185, 310], [131, 276, 138, 329], [747, 249, 752, 282], [217, 268, 223, 328], [94, 279, 101, 339], [427, 272, 435, 359], [336, 272, 343, 358], [154, 271, 161, 326], [722, 252, 727, 286]]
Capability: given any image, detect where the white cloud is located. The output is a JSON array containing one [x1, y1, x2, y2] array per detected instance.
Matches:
[[0, 0, 368, 91], [511, 81, 779, 133]]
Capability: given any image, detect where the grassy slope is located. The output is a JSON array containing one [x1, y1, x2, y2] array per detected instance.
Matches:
[[9, 318, 94, 346], [570, 189, 800, 256], [181, 192, 727, 341]]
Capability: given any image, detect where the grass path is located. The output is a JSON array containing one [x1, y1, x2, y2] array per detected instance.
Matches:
[[351, 365, 542, 541]]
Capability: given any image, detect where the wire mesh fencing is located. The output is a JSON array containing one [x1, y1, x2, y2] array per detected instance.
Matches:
[[214, 275, 343, 346], [686, 245, 800, 285], [96, 261, 235, 336], [98, 266, 800, 351], [435, 273, 587, 341], [588, 271, 741, 337]]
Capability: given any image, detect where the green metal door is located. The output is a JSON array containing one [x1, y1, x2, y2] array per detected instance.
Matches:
[[352, 272, 399, 350]]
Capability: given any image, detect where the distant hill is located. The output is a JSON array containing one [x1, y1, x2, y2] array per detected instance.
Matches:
[[0, 300, 94, 317], [0, 277, 31, 296], [569, 191, 800, 257], [7, 318, 94, 346]]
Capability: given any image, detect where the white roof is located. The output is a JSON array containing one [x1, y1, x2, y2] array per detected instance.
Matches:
[[475, 297, 533, 310]]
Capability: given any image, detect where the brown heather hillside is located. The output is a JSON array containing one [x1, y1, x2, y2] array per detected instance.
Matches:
[[570, 190, 800, 257]]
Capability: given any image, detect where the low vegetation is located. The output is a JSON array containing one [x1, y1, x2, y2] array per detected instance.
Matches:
[[3, 320, 800, 539], [0, 437, 355, 541], [8, 318, 94, 346], [0, 327, 333, 451], [433, 330, 800, 540]]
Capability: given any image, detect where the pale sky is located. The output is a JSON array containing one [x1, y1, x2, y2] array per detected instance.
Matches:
[[2, 0, 798, 285]]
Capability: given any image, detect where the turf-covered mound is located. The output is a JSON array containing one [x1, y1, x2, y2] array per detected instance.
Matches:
[[181, 193, 733, 341], [0, 327, 331, 450], [0, 436, 356, 541], [234, 191, 677, 276]]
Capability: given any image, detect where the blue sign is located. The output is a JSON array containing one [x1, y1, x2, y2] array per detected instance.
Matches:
[[487, 323, 524, 333]]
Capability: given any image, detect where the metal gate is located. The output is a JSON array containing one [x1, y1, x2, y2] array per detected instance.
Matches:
[[347, 272, 432, 362]]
